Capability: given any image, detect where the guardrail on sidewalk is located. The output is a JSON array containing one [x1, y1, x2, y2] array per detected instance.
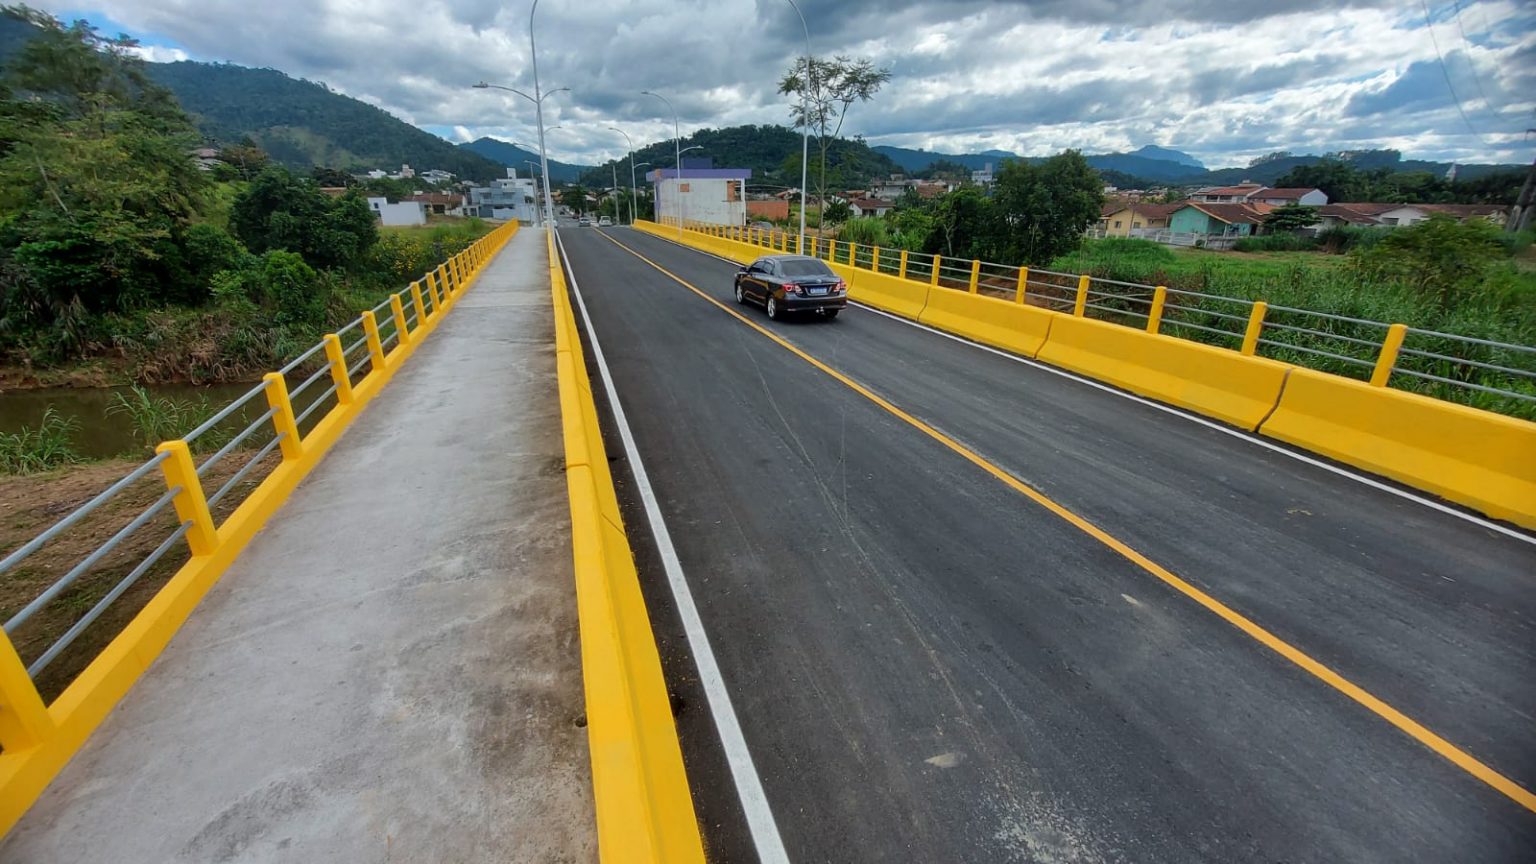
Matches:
[[681, 219, 1536, 420], [0, 220, 519, 838], [548, 230, 705, 864], [636, 220, 1536, 530]]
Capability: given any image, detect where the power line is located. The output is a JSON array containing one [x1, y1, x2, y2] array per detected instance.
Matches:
[[1420, 0, 1486, 143], [1450, 0, 1498, 117]]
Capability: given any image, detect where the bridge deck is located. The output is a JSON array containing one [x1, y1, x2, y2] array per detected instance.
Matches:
[[557, 225, 1535, 863], [1, 229, 596, 862]]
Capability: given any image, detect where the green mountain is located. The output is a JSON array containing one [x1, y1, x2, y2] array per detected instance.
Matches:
[[575, 124, 901, 192], [0, 15, 508, 183], [145, 62, 508, 182], [458, 137, 590, 183]]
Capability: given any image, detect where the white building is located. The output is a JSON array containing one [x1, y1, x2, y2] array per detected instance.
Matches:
[[650, 161, 752, 227], [466, 169, 540, 223], [367, 196, 427, 226], [419, 169, 455, 184]]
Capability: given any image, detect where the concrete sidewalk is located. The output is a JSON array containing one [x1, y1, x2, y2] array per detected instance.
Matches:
[[1, 228, 596, 862]]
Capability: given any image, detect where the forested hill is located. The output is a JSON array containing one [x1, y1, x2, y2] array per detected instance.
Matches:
[[145, 62, 507, 181], [458, 137, 591, 183], [0, 16, 507, 182], [576, 124, 901, 190]]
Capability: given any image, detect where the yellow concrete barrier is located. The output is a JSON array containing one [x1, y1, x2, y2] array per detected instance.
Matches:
[[0, 221, 519, 838], [1259, 369, 1536, 529], [1036, 314, 1292, 430], [548, 231, 705, 864], [919, 285, 1055, 357]]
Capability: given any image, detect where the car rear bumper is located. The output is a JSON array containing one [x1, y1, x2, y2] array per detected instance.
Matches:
[[781, 295, 847, 311]]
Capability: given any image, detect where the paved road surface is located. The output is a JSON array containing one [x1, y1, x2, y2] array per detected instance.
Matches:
[[557, 225, 1535, 863], [2, 229, 597, 863]]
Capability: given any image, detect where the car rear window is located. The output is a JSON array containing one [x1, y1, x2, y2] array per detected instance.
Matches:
[[780, 259, 835, 278]]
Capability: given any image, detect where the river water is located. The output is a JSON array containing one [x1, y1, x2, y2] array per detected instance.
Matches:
[[0, 382, 263, 459]]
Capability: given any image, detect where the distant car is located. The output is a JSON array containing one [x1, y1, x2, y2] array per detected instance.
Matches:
[[733, 255, 846, 320], [598, 216, 612, 227], [578, 216, 591, 226]]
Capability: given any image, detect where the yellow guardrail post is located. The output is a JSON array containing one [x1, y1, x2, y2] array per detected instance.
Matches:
[[322, 334, 356, 405], [1371, 323, 1408, 387], [361, 310, 387, 373], [871, 245, 882, 273], [1241, 301, 1267, 355], [155, 439, 219, 556], [1074, 274, 1090, 316], [810, 236, 818, 258], [263, 372, 304, 460], [930, 254, 941, 286], [0, 631, 53, 751], [969, 259, 981, 294], [1147, 286, 1168, 334], [1015, 267, 1029, 304], [828, 239, 837, 263], [390, 294, 410, 345], [411, 281, 428, 325], [899, 249, 909, 280]]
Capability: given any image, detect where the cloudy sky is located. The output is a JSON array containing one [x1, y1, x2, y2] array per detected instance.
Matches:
[[48, 0, 1536, 168]]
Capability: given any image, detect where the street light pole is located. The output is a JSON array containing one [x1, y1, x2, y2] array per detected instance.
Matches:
[[785, 0, 811, 249], [608, 126, 637, 226], [642, 90, 683, 238], [530, 0, 554, 227], [471, 83, 568, 224]]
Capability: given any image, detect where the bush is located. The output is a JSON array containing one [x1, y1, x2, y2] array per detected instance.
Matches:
[[1316, 225, 1390, 254], [1233, 233, 1319, 253], [0, 407, 83, 474], [1352, 215, 1508, 308], [836, 216, 891, 248], [211, 250, 328, 327], [107, 385, 236, 454]]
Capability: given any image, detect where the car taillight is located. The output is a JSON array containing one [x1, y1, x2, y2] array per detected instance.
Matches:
[[835, 280, 846, 293], [785, 284, 802, 295]]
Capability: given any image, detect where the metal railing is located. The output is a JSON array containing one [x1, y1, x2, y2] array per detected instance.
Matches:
[[0, 227, 510, 707], [684, 220, 1536, 418]]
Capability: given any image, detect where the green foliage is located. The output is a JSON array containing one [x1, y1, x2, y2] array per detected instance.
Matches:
[[229, 166, 377, 270], [1233, 233, 1319, 252], [559, 184, 591, 216], [822, 199, 851, 225], [0, 6, 209, 355], [107, 385, 235, 454], [1275, 159, 1527, 205], [1352, 215, 1510, 308], [1262, 203, 1321, 233], [930, 186, 998, 259], [210, 249, 327, 327], [836, 217, 890, 247], [990, 151, 1104, 264], [1316, 225, 1390, 254], [216, 138, 269, 180], [0, 406, 81, 474]]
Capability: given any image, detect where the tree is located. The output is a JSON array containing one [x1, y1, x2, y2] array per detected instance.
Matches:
[[0, 5, 209, 352], [230, 166, 377, 270], [990, 151, 1104, 265], [1263, 204, 1321, 233], [558, 184, 590, 216], [778, 55, 891, 228], [1353, 214, 1506, 308], [310, 166, 356, 187], [218, 138, 269, 180], [822, 199, 851, 225], [930, 187, 999, 259]]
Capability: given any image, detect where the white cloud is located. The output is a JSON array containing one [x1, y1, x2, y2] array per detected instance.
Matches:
[[39, 0, 1536, 166]]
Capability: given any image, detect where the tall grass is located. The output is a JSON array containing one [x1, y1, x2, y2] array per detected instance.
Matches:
[[107, 386, 238, 455], [0, 408, 83, 475]]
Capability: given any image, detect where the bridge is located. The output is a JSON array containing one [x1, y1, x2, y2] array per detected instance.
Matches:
[[1, 220, 1533, 862]]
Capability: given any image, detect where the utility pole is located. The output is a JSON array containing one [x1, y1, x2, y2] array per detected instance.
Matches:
[[1508, 146, 1535, 234]]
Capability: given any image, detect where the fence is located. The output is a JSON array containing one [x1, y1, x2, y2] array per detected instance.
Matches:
[[673, 219, 1536, 419], [0, 219, 518, 837]]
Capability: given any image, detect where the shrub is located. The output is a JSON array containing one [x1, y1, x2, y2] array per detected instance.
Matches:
[[1352, 215, 1508, 308], [837, 216, 891, 248], [107, 385, 237, 454], [1233, 233, 1319, 253]]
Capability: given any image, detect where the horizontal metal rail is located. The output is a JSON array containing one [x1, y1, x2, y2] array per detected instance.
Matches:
[[196, 407, 278, 477], [1257, 337, 1375, 368], [278, 341, 327, 375], [289, 361, 334, 401], [1395, 346, 1536, 379], [295, 384, 338, 426], [1161, 304, 1250, 325], [1259, 320, 1385, 350], [4, 486, 182, 633], [183, 381, 267, 445], [207, 433, 286, 507], [1406, 327, 1536, 354], [1162, 318, 1245, 341], [28, 521, 193, 676], [0, 452, 170, 579], [1389, 367, 1536, 400]]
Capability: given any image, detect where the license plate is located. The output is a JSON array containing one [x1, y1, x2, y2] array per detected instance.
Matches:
[[807, 287, 828, 296]]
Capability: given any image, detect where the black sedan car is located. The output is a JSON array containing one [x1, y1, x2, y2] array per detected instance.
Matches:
[[733, 255, 847, 320]]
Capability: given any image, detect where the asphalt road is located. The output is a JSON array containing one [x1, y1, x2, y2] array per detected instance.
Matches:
[[556, 225, 1536, 864]]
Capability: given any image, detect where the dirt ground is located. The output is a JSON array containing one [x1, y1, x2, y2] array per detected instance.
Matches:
[[1, 449, 276, 702]]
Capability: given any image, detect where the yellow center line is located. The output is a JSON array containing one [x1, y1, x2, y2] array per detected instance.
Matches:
[[584, 227, 1536, 816]]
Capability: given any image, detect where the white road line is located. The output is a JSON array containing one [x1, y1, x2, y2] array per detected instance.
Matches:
[[627, 228, 1536, 548], [554, 229, 792, 864]]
